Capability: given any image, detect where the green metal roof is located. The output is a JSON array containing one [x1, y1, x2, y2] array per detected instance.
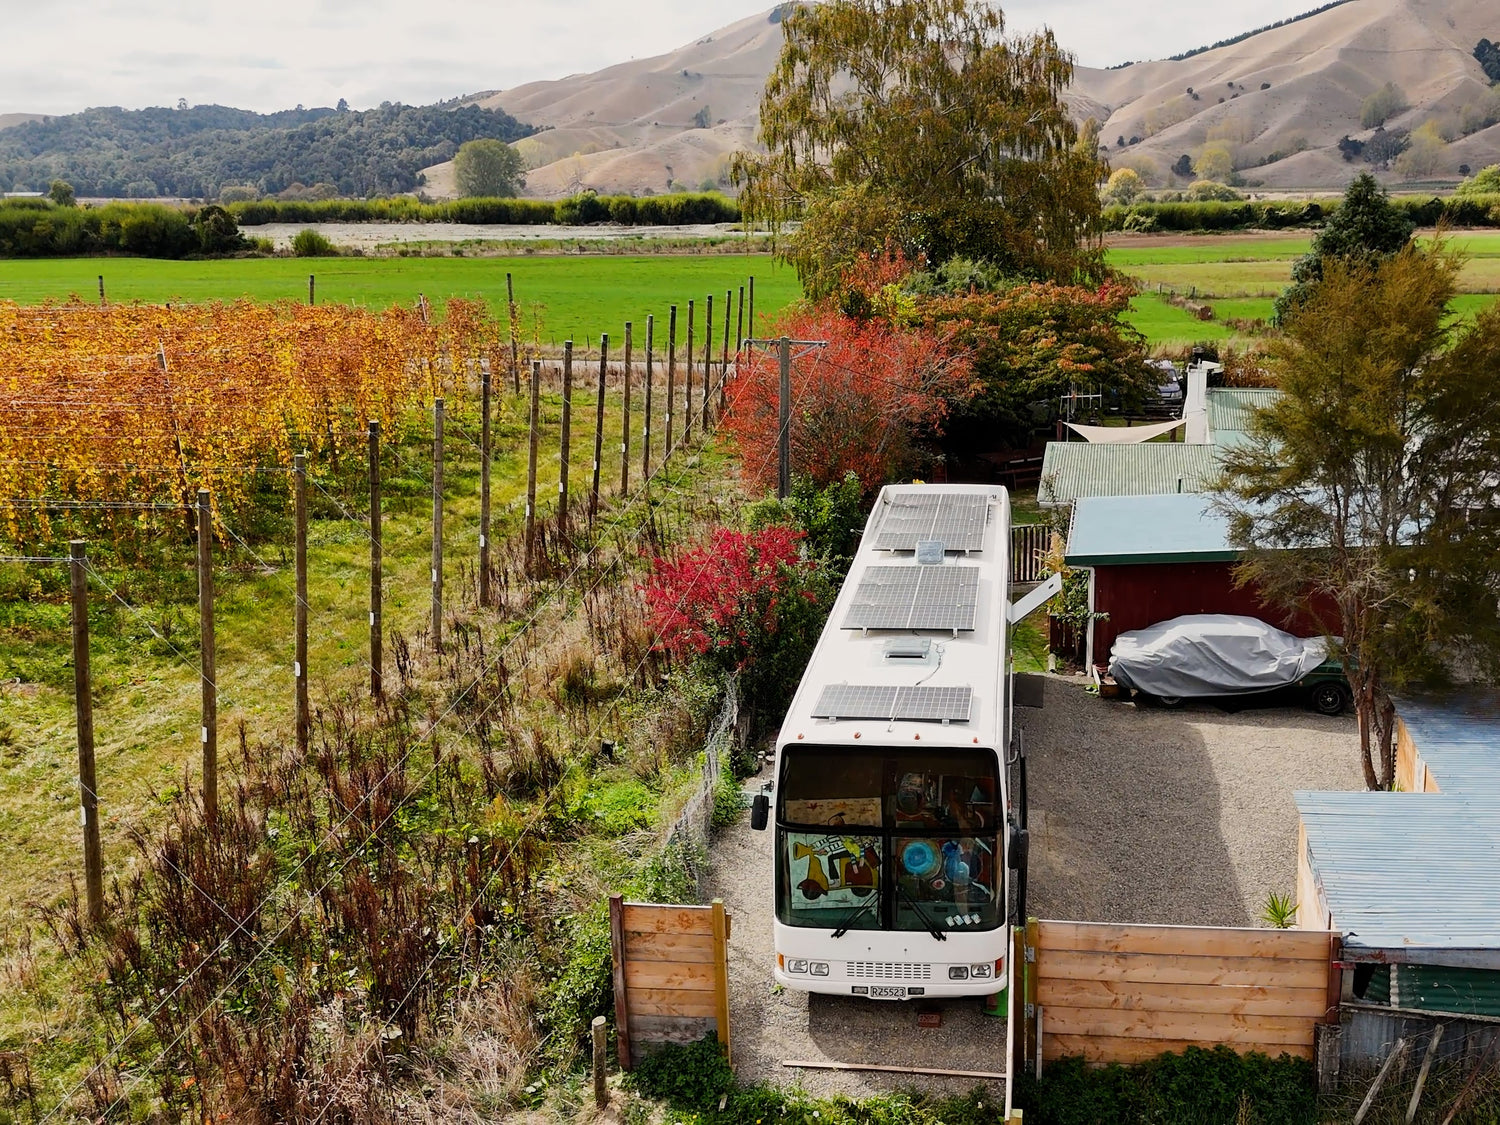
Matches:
[[1065, 493, 1239, 566], [1207, 388, 1281, 439], [1038, 442, 1221, 507]]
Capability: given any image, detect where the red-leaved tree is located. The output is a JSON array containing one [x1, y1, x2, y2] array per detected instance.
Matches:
[[644, 525, 830, 739], [723, 307, 975, 490]]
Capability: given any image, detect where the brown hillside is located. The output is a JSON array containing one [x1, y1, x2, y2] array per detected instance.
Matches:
[[1073, 0, 1500, 189], [422, 0, 1500, 199]]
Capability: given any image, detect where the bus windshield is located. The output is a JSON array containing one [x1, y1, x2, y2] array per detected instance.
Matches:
[[776, 746, 1001, 934]]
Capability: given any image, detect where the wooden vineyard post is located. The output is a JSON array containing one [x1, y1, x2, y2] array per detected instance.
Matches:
[[431, 397, 444, 651], [712, 898, 732, 1064], [97, 275, 105, 307], [593, 1015, 609, 1107], [293, 455, 310, 757], [736, 284, 745, 352], [684, 299, 695, 445], [641, 315, 654, 479], [720, 289, 732, 415], [559, 341, 573, 538], [197, 489, 218, 824], [748, 276, 755, 337], [507, 272, 521, 395], [665, 306, 677, 460], [479, 357, 492, 608], [620, 321, 632, 494], [609, 894, 633, 1070], [308, 274, 315, 306], [701, 293, 713, 430], [591, 334, 608, 524], [69, 540, 104, 928], [525, 361, 541, 572], [368, 420, 382, 698]]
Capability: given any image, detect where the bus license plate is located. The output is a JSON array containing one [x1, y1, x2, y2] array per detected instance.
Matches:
[[867, 986, 907, 999]]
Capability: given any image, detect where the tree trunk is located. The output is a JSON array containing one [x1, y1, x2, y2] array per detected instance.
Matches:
[[1355, 671, 1380, 791], [1376, 691, 1398, 790]]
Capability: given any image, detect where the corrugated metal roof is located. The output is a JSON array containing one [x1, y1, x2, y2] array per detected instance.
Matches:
[[1393, 689, 1500, 794], [1065, 493, 1239, 566], [1038, 442, 1221, 507], [1207, 388, 1280, 437], [1296, 791, 1500, 968]]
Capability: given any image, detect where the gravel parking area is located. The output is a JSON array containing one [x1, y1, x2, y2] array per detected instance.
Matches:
[[704, 674, 1362, 1095], [1019, 674, 1363, 925]]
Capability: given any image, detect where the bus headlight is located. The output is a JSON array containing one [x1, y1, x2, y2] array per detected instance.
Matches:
[[948, 966, 970, 980], [787, 959, 809, 974], [810, 962, 830, 977], [970, 963, 993, 979]]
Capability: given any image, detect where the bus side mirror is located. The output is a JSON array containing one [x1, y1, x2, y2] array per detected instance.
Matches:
[[1007, 824, 1029, 871], [750, 793, 770, 831]]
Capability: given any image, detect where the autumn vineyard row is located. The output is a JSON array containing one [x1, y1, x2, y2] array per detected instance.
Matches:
[[0, 298, 508, 546]]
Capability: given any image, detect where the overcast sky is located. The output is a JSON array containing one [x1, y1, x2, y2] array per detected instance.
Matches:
[[3, 0, 1323, 117]]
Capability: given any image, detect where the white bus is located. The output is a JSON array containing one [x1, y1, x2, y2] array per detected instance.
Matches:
[[751, 483, 1032, 1001]]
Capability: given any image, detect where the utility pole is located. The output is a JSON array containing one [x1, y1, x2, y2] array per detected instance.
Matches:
[[744, 336, 827, 500], [368, 420, 382, 698]]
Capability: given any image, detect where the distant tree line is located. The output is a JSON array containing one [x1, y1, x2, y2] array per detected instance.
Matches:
[[0, 191, 743, 258], [1102, 192, 1500, 233], [0, 101, 534, 200]]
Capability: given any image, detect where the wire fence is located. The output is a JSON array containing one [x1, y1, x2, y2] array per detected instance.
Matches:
[[665, 675, 739, 888]]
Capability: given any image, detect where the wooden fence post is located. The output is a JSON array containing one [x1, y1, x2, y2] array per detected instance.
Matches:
[[702, 293, 714, 430], [620, 321, 632, 494], [642, 315, 654, 479], [507, 272, 521, 395], [736, 284, 745, 352], [1011, 923, 1027, 1080], [591, 334, 608, 524], [665, 306, 677, 460], [525, 361, 541, 572], [293, 455, 309, 756], [431, 397, 444, 651], [368, 420, 382, 698], [684, 299, 695, 444], [560, 341, 573, 538], [97, 275, 105, 307], [593, 1015, 609, 1107], [609, 894, 632, 1070], [69, 540, 104, 927], [748, 276, 755, 336], [1024, 918, 1040, 1073], [197, 489, 218, 823], [720, 289, 732, 415], [712, 898, 732, 1064], [479, 357, 492, 608], [308, 274, 315, 306]]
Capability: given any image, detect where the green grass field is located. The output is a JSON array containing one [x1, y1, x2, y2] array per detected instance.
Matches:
[[0, 253, 805, 348], [7, 229, 1500, 350]]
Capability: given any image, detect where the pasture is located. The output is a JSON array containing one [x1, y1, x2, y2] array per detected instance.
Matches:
[[0, 253, 804, 349]]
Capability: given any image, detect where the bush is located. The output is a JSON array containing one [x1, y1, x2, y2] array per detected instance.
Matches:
[[291, 227, 335, 256]]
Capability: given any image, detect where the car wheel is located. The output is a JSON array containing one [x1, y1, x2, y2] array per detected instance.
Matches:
[[1156, 695, 1184, 709], [1310, 683, 1348, 716]]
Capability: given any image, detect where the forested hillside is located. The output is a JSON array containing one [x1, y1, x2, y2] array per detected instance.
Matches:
[[0, 101, 534, 199]]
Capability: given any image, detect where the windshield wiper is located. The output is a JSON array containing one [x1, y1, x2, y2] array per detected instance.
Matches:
[[895, 880, 947, 941], [830, 894, 879, 938]]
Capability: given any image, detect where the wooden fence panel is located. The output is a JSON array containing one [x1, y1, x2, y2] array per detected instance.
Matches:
[[1010, 523, 1053, 585], [610, 896, 732, 1070], [1028, 919, 1337, 1066]]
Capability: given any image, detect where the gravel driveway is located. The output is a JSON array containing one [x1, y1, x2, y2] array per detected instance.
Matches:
[[704, 675, 1363, 1095]]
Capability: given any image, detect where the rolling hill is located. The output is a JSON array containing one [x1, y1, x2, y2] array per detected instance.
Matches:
[[428, 0, 1500, 198]]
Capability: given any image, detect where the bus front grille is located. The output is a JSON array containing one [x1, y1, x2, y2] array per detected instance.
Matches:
[[846, 961, 932, 980]]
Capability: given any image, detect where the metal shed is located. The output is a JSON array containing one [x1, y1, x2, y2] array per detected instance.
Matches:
[[1063, 493, 1326, 668], [1037, 443, 1220, 507], [1393, 688, 1500, 794]]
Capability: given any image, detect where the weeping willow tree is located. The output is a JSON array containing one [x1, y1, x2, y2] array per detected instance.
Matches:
[[733, 0, 1108, 299]]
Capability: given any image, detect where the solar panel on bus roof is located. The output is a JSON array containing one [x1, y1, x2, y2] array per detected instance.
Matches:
[[871, 493, 988, 551], [811, 684, 973, 722], [842, 565, 979, 631]]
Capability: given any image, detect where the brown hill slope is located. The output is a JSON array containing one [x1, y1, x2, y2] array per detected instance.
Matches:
[[422, 0, 1500, 199], [1071, 0, 1500, 189], [423, 7, 790, 199]]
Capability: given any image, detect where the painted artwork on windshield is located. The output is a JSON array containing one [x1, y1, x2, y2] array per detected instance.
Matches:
[[785, 831, 882, 912]]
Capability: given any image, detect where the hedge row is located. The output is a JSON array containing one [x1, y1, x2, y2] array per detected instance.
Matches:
[[0, 200, 236, 259], [227, 191, 741, 227], [1105, 193, 1500, 232]]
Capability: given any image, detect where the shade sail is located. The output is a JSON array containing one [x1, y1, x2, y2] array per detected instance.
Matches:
[[1064, 419, 1185, 444]]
